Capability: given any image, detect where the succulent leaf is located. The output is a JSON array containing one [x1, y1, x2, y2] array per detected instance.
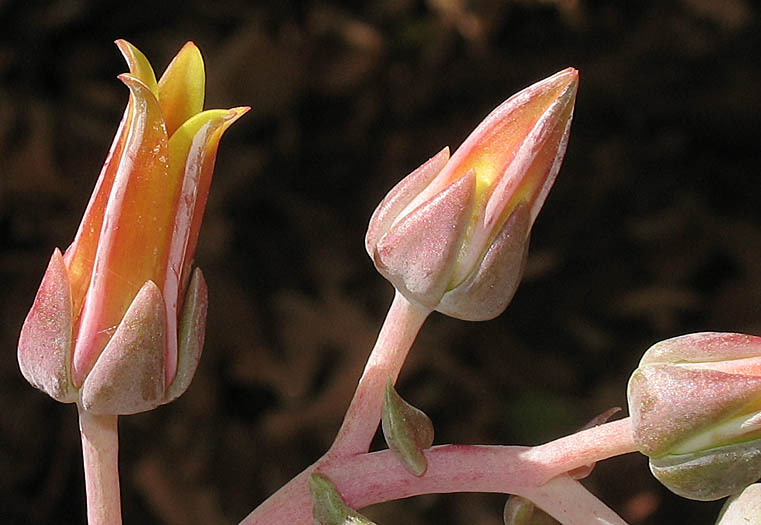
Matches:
[[381, 379, 434, 476], [309, 473, 377, 525]]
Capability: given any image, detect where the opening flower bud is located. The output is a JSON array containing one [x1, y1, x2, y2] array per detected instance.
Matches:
[[18, 40, 248, 415], [366, 69, 578, 320], [627, 332, 761, 500]]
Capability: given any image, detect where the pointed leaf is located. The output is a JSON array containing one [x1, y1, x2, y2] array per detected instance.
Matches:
[[309, 473, 377, 525], [18, 249, 77, 402], [80, 281, 166, 415], [381, 379, 434, 476]]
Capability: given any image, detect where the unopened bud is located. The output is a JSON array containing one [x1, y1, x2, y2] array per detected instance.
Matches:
[[627, 332, 761, 500], [366, 69, 578, 321]]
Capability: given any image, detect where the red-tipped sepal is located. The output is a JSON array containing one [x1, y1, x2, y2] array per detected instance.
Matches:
[[80, 281, 166, 415], [18, 248, 77, 402], [164, 267, 207, 403]]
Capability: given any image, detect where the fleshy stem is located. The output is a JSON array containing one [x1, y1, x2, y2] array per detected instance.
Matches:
[[241, 286, 638, 524], [242, 409, 636, 523], [78, 407, 122, 525], [329, 290, 432, 457]]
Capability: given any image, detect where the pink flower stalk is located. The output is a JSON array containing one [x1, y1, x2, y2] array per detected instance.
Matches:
[[18, 40, 248, 415], [366, 68, 578, 320]]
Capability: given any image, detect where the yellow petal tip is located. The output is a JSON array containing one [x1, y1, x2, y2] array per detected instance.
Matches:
[[158, 41, 207, 136], [114, 40, 159, 96]]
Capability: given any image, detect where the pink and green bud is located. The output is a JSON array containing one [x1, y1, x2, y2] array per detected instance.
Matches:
[[365, 69, 578, 320], [17, 40, 248, 415], [627, 332, 761, 500]]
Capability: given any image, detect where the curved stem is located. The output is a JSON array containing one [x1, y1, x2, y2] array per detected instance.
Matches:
[[329, 291, 431, 456], [240, 418, 637, 524], [79, 407, 122, 525]]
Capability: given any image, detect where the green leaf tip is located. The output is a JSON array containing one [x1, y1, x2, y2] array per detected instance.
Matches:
[[309, 473, 376, 525], [504, 495, 560, 525], [381, 378, 434, 476]]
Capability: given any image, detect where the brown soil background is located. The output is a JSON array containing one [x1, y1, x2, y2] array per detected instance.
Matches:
[[2, 1, 761, 523]]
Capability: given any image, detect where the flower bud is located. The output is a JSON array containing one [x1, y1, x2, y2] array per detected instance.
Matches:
[[627, 332, 761, 500], [366, 69, 578, 320], [18, 40, 248, 415]]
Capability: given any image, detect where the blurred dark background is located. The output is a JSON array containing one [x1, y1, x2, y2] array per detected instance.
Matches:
[[2, 0, 760, 523]]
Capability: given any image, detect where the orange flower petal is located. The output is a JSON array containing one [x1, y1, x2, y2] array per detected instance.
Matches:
[[160, 106, 248, 382], [71, 73, 173, 386]]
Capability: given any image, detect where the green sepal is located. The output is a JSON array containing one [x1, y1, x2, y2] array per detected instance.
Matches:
[[309, 473, 376, 525], [649, 437, 761, 501], [381, 379, 434, 476]]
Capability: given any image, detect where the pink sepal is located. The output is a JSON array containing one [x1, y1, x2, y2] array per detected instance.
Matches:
[[365, 147, 450, 257], [374, 170, 475, 308], [438, 203, 530, 321], [629, 335, 761, 457], [80, 280, 166, 415], [18, 248, 77, 402], [641, 332, 761, 366]]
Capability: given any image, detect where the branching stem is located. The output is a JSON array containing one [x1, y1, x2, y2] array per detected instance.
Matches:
[[241, 418, 637, 524], [240, 291, 638, 525]]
